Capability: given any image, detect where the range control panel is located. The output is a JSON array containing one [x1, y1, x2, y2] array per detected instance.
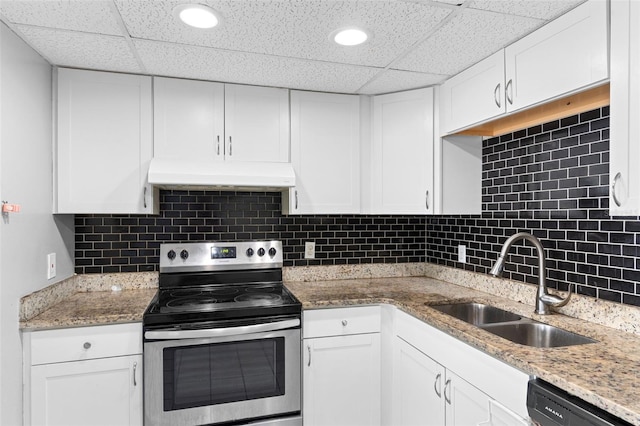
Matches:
[[159, 241, 283, 272]]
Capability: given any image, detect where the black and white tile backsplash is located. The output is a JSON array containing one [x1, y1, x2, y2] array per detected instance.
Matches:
[[75, 105, 640, 307], [75, 193, 426, 274], [428, 106, 640, 306]]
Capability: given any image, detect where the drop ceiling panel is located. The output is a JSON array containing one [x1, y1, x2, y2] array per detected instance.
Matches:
[[0, 0, 122, 36], [134, 40, 379, 94], [0, 0, 593, 95], [14, 26, 142, 74], [116, 0, 453, 68], [358, 69, 447, 95], [466, 0, 586, 20], [394, 8, 544, 75]]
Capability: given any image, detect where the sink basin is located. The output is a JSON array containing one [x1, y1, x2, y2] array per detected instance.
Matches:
[[480, 322, 597, 348], [431, 302, 522, 326], [432, 302, 597, 348]]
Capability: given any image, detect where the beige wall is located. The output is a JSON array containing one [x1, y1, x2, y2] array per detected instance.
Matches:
[[0, 23, 74, 425]]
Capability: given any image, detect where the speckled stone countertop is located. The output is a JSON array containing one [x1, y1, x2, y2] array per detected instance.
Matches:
[[20, 272, 158, 330], [20, 289, 157, 330], [18, 264, 640, 424], [285, 276, 640, 426]]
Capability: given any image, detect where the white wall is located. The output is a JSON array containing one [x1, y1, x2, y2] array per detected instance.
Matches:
[[0, 23, 74, 425]]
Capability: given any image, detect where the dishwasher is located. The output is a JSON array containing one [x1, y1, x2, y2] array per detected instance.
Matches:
[[527, 379, 632, 426]]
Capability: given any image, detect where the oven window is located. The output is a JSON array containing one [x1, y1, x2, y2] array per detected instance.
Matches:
[[163, 337, 286, 411]]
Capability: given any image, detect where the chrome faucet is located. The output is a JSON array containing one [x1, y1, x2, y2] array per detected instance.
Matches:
[[490, 232, 571, 315]]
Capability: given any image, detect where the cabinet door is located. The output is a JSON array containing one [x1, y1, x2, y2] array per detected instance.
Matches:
[[153, 77, 224, 161], [31, 355, 142, 426], [224, 84, 289, 163], [56, 69, 154, 214], [371, 88, 434, 214], [504, 0, 608, 112], [288, 91, 360, 214], [445, 371, 490, 426], [610, 0, 640, 215], [303, 333, 380, 426], [440, 51, 505, 134], [393, 337, 445, 426], [478, 400, 530, 426]]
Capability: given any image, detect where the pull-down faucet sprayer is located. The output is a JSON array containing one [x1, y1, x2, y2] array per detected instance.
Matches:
[[490, 232, 571, 315]]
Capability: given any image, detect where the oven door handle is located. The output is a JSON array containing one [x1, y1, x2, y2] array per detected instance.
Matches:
[[145, 318, 300, 340]]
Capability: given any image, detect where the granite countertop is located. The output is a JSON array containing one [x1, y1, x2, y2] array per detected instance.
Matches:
[[18, 267, 640, 425], [285, 276, 640, 426], [20, 288, 157, 330]]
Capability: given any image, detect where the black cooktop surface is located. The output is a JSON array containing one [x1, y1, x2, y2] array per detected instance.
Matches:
[[143, 281, 301, 326]]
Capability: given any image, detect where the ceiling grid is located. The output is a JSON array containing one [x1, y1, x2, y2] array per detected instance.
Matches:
[[0, 0, 586, 94]]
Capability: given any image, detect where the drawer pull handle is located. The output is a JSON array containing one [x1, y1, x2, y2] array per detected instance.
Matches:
[[83, 342, 91, 350], [341, 320, 348, 326], [307, 345, 311, 367]]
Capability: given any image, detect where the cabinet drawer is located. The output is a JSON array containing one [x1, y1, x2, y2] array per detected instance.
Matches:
[[29, 322, 142, 366], [304, 306, 381, 338]]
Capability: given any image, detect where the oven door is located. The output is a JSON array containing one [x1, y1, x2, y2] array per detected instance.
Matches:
[[144, 317, 301, 426]]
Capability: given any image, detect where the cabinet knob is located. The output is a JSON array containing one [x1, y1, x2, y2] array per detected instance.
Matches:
[[341, 320, 348, 326], [83, 342, 91, 350]]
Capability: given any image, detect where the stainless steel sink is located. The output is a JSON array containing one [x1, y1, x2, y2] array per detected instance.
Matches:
[[431, 302, 597, 348], [431, 302, 522, 325], [479, 322, 596, 348]]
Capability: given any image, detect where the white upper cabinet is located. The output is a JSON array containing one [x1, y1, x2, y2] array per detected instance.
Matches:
[[440, 51, 506, 135], [224, 84, 290, 163], [153, 77, 224, 161], [439, 0, 609, 135], [285, 91, 360, 214], [610, 0, 640, 215], [369, 88, 434, 214], [55, 68, 156, 214], [153, 78, 289, 163], [504, 0, 608, 112]]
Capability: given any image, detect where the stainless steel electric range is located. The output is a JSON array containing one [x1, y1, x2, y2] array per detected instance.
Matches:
[[143, 241, 302, 426]]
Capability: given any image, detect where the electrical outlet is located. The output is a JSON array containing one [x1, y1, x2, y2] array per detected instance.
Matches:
[[457, 245, 466, 264], [47, 253, 56, 279], [304, 241, 316, 259]]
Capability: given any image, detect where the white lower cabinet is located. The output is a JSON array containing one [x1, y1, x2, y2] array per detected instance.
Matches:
[[394, 337, 494, 426], [31, 355, 142, 426], [393, 310, 530, 426], [304, 333, 381, 426], [303, 307, 381, 426], [23, 323, 143, 426], [302, 306, 529, 426], [394, 337, 445, 425]]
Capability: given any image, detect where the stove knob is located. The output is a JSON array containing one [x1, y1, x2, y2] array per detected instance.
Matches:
[[167, 250, 176, 260], [268, 247, 277, 257], [246, 248, 254, 257], [180, 249, 189, 260], [257, 247, 266, 257]]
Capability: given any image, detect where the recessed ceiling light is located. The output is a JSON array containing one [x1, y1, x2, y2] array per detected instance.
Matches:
[[332, 28, 369, 46], [174, 4, 219, 29]]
